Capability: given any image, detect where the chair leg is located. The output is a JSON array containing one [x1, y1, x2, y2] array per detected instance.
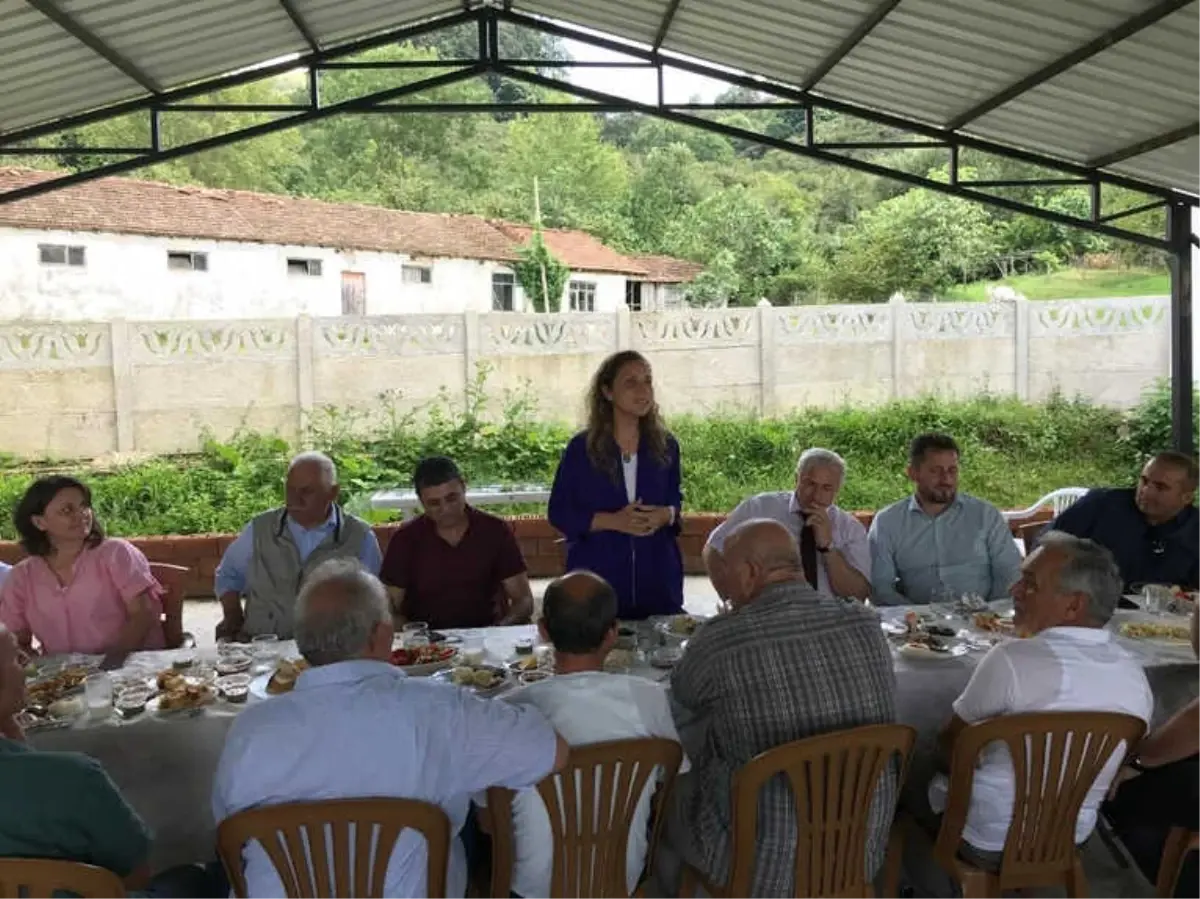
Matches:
[[678, 862, 697, 898], [1155, 827, 1196, 899]]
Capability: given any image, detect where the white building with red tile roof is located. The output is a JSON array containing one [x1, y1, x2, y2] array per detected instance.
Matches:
[[0, 168, 702, 320]]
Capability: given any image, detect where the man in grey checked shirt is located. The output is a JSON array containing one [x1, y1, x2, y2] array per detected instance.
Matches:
[[660, 519, 898, 896]]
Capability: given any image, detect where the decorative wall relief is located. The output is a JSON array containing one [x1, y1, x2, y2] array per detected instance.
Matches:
[[0, 324, 110, 368], [482, 314, 614, 355], [318, 316, 463, 356], [1032, 297, 1168, 336], [904, 303, 1014, 339], [633, 310, 757, 347], [775, 306, 891, 343], [134, 322, 294, 361]]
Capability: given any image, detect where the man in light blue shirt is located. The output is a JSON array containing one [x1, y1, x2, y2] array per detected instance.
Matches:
[[212, 559, 567, 898], [213, 451, 382, 639], [868, 433, 1021, 606]]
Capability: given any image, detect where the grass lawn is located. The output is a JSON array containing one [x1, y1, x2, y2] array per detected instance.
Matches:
[[945, 268, 1169, 302]]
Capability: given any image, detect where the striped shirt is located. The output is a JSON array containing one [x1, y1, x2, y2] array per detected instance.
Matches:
[[669, 579, 898, 895]]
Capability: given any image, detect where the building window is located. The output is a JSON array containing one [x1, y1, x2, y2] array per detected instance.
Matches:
[[401, 264, 432, 284], [167, 250, 207, 272], [625, 281, 643, 312], [287, 258, 322, 277], [569, 280, 596, 312], [662, 285, 684, 309], [39, 244, 86, 267], [492, 273, 516, 311]]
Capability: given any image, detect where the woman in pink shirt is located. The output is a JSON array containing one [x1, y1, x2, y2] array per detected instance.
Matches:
[[0, 476, 164, 667]]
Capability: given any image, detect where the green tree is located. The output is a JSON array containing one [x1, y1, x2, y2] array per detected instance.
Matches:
[[514, 228, 570, 312], [627, 144, 713, 250], [494, 108, 631, 244], [822, 180, 997, 302]]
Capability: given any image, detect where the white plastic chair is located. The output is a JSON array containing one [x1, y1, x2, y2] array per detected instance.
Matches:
[[1003, 487, 1089, 520]]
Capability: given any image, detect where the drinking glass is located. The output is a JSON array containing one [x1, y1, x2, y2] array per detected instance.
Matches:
[[461, 638, 486, 667], [84, 672, 113, 712], [251, 634, 280, 671], [1142, 584, 1172, 616], [402, 622, 430, 648]]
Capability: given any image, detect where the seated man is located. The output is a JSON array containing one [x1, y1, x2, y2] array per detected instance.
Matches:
[[1051, 451, 1198, 591], [703, 447, 870, 600], [661, 519, 897, 896], [0, 627, 218, 897], [380, 456, 533, 629], [213, 451, 381, 640], [929, 531, 1153, 867], [869, 433, 1021, 605], [212, 559, 566, 898], [480, 570, 686, 897]]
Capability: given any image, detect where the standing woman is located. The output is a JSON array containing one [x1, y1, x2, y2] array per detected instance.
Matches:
[[548, 351, 684, 619], [0, 476, 165, 667]]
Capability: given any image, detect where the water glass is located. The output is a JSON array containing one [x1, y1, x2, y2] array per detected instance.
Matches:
[[1142, 584, 1173, 615], [402, 622, 430, 648], [461, 638, 486, 667], [84, 672, 113, 712], [251, 634, 280, 670]]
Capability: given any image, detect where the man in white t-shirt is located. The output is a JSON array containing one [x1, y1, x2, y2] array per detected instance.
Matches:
[[480, 570, 686, 897], [704, 447, 871, 600], [929, 530, 1153, 864]]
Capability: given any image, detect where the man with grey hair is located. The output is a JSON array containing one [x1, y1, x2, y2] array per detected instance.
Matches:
[[213, 451, 382, 640], [703, 447, 870, 599], [212, 559, 568, 899], [929, 531, 1153, 868]]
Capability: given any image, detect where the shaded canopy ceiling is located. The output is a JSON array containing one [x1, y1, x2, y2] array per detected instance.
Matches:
[[1, 0, 1197, 196]]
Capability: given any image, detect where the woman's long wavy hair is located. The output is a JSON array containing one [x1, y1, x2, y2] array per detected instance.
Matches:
[[15, 475, 105, 557], [585, 350, 670, 480]]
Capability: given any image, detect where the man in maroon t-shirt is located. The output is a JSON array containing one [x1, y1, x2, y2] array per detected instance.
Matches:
[[380, 457, 535, 629]]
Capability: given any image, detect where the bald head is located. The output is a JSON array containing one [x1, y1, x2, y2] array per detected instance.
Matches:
[[723, 519, 806, 607], [294, 559, 392, 666], [541, 569, 619, 655]]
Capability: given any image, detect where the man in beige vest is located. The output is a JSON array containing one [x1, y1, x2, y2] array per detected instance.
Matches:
[[213, 452, 381, 639]]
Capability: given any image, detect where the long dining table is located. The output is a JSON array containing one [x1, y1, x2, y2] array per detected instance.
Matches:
[[26, 603, 1199, 873]]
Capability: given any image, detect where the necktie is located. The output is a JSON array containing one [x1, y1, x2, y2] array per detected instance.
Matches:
[[799, 519, 820, 590]]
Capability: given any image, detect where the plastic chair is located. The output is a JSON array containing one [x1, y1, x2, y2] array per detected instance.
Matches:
[[216, 797, 452, 898], [0, 858, 125, 897], [1157, 826, 1199, 898], [934, 710, 1146, 897], [486, 737, 683, 897], [1018, 520, 1050, 556], [1003, 488, 1089, 521], [680, 723, 916, 898], [149, 561, 195, 649]]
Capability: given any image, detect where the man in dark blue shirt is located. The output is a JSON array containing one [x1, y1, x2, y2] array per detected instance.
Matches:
[[1051, 451, 1198, 591]]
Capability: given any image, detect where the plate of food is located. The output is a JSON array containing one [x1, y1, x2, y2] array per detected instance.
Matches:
[[972, 611, 1017, 636], [16, 696, 84, 732], [148, 682, 217, 717], [1118, 621, 1192, 644], [25, 664, 93, 706], [390, 644, 458, 676], [655, 614, 704, 639], [896, 633, 968, 660], [603, 648, 636, 672], [649, 645, 685, 669], [507, 655, 542, 675], [149, 668, 214, 694], [249, 658, 311, 698], [433, 664, 510, 696], [518, 669, 552, 685]]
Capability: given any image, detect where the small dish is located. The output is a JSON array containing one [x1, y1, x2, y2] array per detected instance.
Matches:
[[216, 674, 252, 703], [215, 653, 253, 675], [649, 646, 684, 669], [115, 688, 152, 718], [519, 670, 552, 685]]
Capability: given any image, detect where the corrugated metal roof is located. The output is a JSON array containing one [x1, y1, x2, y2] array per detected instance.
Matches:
[[0, 0, 1195, 195]]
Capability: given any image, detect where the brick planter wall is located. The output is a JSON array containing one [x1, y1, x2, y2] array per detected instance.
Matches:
[[0, 508, 1051, 599]]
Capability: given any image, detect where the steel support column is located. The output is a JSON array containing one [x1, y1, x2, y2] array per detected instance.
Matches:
[[1168, 202, 1195, 455]]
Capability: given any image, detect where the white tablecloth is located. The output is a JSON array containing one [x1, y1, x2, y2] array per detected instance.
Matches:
[[28, 612, 1198, 871]]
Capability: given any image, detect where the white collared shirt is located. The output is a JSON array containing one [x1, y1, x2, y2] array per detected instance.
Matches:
[[705, 492, 870, 596], [928, 626, 1153, 852], [212, 659, 559, 898]]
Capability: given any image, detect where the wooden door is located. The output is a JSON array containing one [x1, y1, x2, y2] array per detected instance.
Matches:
[[341, 271, 366, 315]]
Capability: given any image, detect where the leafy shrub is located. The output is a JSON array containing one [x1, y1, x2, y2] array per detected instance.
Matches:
[[1121, 379, 1200, 460], [0, 384, 1153, 540]]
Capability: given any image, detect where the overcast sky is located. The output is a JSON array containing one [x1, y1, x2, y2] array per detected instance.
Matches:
[[561, 38, 730, 105]]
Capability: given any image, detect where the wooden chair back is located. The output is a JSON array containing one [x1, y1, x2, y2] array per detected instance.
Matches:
[[0, 858, 125, 897], [487, 737, 683, 897], [216, 797, 452, 898], [1017, 521, 1049, 556], [935, 711, 1146, 894], [149, 561, 189, 649], [716, 724, 915, 898]]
